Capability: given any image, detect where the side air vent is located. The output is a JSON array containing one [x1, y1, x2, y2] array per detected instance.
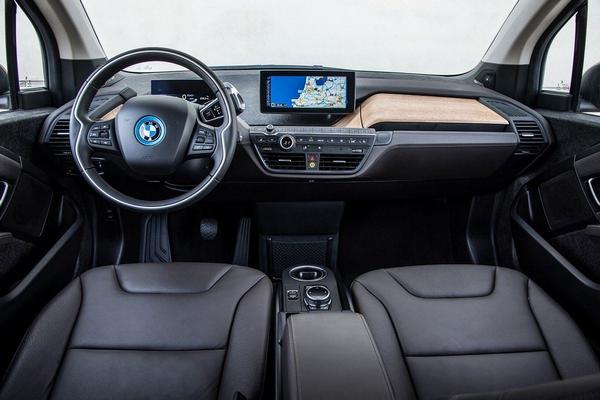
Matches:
[[319, 154, 364, 171], [262, 152, 306, 170], [514, 120, 545, 156], [47, 117, 77, 173]]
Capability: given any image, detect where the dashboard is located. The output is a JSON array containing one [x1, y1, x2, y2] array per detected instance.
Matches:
[[40, 68, 552, 199]]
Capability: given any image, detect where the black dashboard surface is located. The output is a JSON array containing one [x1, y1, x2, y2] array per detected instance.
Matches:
[[39, 67, 553, 199]]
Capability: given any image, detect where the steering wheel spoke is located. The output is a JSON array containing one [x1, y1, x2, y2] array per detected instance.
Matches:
[[86, 120, 120, 153]]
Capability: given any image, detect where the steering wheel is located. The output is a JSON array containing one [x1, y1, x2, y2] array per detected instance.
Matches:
[[70, 48, 237, 212]]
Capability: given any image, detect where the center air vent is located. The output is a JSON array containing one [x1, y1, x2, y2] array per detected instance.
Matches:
[[262, 152, 306, 170], [319, 154, 364, 171], [514, 120, 545, 156]]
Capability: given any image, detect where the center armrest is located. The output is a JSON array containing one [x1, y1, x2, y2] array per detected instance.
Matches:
[[282, 312, 395, 400]]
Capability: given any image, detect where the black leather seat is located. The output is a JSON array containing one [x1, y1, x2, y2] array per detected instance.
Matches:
[[351, 264, 600, 400], [0, 263, 272, 400]]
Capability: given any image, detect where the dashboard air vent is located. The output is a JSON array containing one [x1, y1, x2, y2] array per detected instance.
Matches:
[[319, 154, 364, 171], [263, 152, 306, 170], [47, 118, 77, 173], [514, 120, 545, 156]]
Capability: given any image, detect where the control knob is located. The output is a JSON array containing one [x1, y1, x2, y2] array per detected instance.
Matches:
[[304, 285, 331, 311], [279, 134, 295, 151]]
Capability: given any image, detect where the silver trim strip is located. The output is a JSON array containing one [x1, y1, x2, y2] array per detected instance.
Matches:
[[587, 178, 600, 207], [0, 181, 8, 209], [72, 49, 232, 212]]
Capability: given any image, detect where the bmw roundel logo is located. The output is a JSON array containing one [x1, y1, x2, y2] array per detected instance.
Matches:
[[134, 116, 166, 146]]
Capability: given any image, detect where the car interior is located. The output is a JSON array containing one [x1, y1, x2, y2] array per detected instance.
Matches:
[[1, 0, 600, 399]]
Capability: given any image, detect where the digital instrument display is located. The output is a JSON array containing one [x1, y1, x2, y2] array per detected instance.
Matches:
[[261, 70, 355, 114], [150, 80, 214, 105]]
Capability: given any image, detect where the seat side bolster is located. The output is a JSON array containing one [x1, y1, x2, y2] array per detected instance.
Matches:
[[350, 280, 417, 400], [527, 280, 600, 379], [218, 275, 273, 400], [0, 278, 83, 400]]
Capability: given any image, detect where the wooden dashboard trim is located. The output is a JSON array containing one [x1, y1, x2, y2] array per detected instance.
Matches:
[[335, 93, 509, 128]]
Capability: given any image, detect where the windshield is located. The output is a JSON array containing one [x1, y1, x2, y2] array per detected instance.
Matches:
[[82, 0, 518, 75]]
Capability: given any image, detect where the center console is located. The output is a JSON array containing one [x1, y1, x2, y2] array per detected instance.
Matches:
[[281, 265, 342, 312]]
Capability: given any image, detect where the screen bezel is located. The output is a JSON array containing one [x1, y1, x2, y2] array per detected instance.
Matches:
[[260, 70, 356, 114]]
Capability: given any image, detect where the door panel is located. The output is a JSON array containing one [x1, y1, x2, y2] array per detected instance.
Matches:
[[0, 110, 83, 373], [512, 110, 600, 343]]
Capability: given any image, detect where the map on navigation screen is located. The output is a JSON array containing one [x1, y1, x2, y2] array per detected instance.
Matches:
[[268, 75, 348, 109]]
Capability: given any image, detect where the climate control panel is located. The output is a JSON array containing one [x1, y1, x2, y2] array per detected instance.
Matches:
[[249, 125, 376, 174]]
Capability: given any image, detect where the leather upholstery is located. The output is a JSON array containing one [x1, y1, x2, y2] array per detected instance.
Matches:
[[282, 312, 394, 400], [351, 265, 600, 400], [0, 263, 272, 400]]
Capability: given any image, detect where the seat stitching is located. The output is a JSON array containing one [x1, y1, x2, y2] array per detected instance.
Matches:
[[216, 275, 268, 400], [67, 347, 226, 352], [382, 267, 496, 299], [353, 280, 419, 400], [525, 279, 562, 379], [405, 349, 549, 358]]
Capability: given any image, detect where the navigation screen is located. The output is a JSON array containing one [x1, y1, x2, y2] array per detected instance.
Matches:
[[261, 71, 355, 114], [150, 80, 214, 105]]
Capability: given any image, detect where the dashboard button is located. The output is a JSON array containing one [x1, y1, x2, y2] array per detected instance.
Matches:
[[279, 135, 295, 150]]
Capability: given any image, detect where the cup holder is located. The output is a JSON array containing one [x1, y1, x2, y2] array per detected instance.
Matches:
[[289, 265, 327, 282]]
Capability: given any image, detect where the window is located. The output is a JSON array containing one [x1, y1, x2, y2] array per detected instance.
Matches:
[[81, 0, 518, 75], [581, 0, 600, 113], [15, 4, 45, 89], [0, 0, 46, 110], [542, 15, 575, 93], [541, 0, 600, 114]]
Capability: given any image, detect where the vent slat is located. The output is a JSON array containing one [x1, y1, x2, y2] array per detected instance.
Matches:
[[514, 120, 545, 156], [319, 154, 364, 171], [47, 117, 77, 172], [262, 153, 306, 170]]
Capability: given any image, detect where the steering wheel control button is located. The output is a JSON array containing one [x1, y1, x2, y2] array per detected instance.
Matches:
[[88, 122, 116, 150], [134, 115, 166, 146], [279, 134, 295, 150], [189, 127, 217, 157], [304, 285, 332, 311], [200, 100, 224, 123]]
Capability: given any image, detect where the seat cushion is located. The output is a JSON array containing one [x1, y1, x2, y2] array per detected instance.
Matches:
[[0, 263, 272, 400], [351, 264, 600, 400]]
